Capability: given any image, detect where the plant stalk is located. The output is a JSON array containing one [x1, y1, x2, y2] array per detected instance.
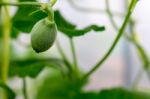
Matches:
[[23, 78, 28, 99], [50, 0, 57, 7], [67, 0, 124, 17], [105, 0, 118, 30], [69, 38, 80, 77], [105, 0, 149, 88], [1, 0, 11, 99], [56, 40, 73, 73], [132, 69, 143, 89], [0, 2, 42, 7], [1, 1, 11, 84], [0, 1, 57, 7], [83, 0, 138, 79]]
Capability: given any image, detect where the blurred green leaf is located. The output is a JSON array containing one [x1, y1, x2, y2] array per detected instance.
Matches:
[[12, 9, 105, 38], [36, 71, 150, 99], [96, 88, 150, 99], [54, 11, 76, 29], [72, 88, 150, 99], [0, 81, 16, 99], [54, 10, 105, 37], [9, 58, 63, 78], [75, 92, 97, 99], [1, 0, 38, 38], [36, 69, 87, 99], [12, 5, 47, 33]]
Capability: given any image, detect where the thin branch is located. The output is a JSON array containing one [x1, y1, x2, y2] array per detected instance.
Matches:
[[132, 69, 143, 89], [23, 78, 28, 99], [105, 0, 149, 87], [56, 40, 73, 72], [67, 0, 123, 16], [83, 0, 138, 79], [105, 0, 118, 30], [0, 1, 57, 7], [105, 0, 132, 40], [50, 0, 57, 7], [1, 1, 11, 99], [69, 38, 80, 77], [0, 2, 42, 7]]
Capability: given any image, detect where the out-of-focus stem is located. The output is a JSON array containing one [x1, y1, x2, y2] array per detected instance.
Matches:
[[1, 0, 11, 99], [83, 0, 138, 79], [0, 1, 57, 7], [50, 0, 57, 7], [67, 0, 123, 16], [23, 78, 28, 99], [69, 38, 80, 78], [132, 69, 143, 89], [56, 40, 73, 73], [106, 0, 149, 88], [0, 2, 42, 7]]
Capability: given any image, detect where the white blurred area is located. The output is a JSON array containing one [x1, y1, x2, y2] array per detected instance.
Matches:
[[9, 0, 150, 98]]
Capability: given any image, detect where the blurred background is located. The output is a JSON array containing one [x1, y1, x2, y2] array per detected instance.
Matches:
[[1, 0, 150, 99]]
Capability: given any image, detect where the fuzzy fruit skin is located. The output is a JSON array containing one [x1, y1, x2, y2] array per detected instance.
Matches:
[[31, 18, 57, 53]]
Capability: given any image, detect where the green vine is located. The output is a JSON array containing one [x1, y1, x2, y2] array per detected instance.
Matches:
[[56, 40, 74, 76], [23, 78, 28, 99], [0, 2, 42, 7], [83, 0, 138, 79], [105, 0, 150, 88], [69, 38, 80, 78], [0, 0, 57, 7]]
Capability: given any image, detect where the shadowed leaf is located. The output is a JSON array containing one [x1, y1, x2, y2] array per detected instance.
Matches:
[[9, 58, 64, 78], [0, 81, 16, 99], [54, 10, 105, 37]]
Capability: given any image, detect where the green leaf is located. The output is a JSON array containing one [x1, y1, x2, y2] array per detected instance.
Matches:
[[76, 88, 150, 99], [96, 88, 150, 99], [54, 11, 76, 29], [54, 10, 105, 37], [9, 58, 63, 78], [0, 81, 16, 99], [75, 92, 97, 99], [36, 69, 87, 99], [36, 73, 150, 99], [12, 5, 47, 33], [12, 8, 105, 37]]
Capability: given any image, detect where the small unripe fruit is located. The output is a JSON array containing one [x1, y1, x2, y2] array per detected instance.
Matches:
[[31, 18, 57, 53]]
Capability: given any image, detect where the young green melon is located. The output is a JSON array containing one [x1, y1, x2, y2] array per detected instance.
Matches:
[[31, 18, 57, 53]]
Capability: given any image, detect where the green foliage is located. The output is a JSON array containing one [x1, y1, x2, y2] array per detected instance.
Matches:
[[1, 0, 40, 38], [0, 0, 148, 99], [9, 58, 64, 78], [96, 88, 150, 99], [12, 6, 47, 34], [0, 81, 16, 99], [54, 10, 105, 37], [36, 69, 87, 99], [36, 69, 150, 99], [75, 88, 150, 99], [12, 7, 105, 38]]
